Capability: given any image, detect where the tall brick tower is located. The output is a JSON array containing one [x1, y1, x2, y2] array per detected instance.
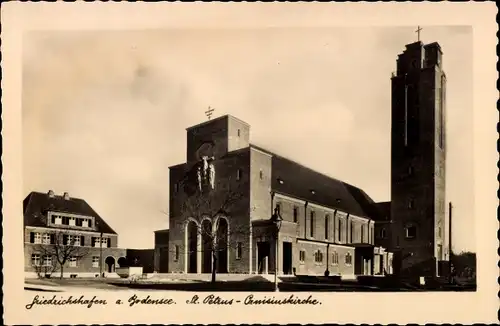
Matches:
[[390, 40, 448, 278]]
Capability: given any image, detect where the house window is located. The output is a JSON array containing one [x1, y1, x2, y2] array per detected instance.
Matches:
[[259, 170, 263, 180], [345, 252, 352, 265], [309, 211, 315, 238], [236, 169, 242, 181], [314, 250, 323, 263], [82, 219, 89, 228], [33, 232, 42, 244], [332, 252, 339, 265], [69, 217, 76, 226], [324, 215, 329, 240], [293, 207, 298, 223], [31, 254, 41, 266], [92, 256, 99, 268], [236, 242, 242, 260], [299, 250, 306, 262], [102, 238, 108, 247], [69, 256, 77, 267], [405, 225, 417, 239], [76, 218, 83, 227], [66, 235, 81, 246], [174, 245, 180, 261], [93, 237, 101, 248], [43, 255, 52, 267], [42, 234, 51, 244], [52, 215, 62, 225]]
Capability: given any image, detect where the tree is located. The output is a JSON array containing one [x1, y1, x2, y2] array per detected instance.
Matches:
[[167, 166, 251, 283], [32, 230, 90, 279]]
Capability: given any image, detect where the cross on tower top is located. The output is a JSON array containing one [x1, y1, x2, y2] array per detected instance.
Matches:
[[205, 106, 215, 120], [415, 26, 423, 42]]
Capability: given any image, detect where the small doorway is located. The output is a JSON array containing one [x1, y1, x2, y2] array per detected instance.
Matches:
[[105, 256, 115, 273], [282, 242, 293, 275], [257, 242, 270, 274]]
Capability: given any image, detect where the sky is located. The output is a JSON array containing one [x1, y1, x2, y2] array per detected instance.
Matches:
[[22, 26, 473, 252]]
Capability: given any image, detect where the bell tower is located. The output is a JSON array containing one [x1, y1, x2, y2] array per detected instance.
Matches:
[[390, 40, 448, 278]]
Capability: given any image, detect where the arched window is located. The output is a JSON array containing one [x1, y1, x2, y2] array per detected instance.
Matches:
[[314, 250, 323, 263], [345, 252, 352, 265], [324, 215, 329, 240], [310, 211, 315, 238], [332, 251, 339, 265]]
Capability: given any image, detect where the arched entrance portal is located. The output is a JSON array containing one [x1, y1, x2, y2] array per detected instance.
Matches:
[[187, 221, 198, 273], [105, 256, 116, 273], [117, 257, 128, 268], [216, 218, 228, 274], [201, 219, 212, 273]]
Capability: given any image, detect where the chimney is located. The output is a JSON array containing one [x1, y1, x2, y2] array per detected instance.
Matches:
[[47, 190, 55, 198], [63, 192, 70, 200]]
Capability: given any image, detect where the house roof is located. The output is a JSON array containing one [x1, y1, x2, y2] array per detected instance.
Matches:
[[23, 191, 117, 234], [250, 144, 386, 220]]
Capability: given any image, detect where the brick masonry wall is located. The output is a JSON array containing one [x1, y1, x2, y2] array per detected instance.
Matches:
[[186, 116, 229, 163], [168, 149, 252, 274], [25, 243, 126, 276], [295, 241, 355, 276], [249, 148, 273, 222]]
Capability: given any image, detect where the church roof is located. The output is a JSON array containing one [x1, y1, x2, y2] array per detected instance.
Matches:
[[373, 201, 391, 221], [250, 144, 386, 220], [23, 191, 117, 234]]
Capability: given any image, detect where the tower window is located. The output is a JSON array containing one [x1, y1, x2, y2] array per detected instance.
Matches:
[[380, 228, 387, 238], [405, 225, 417, 239], [259, 170, 263, 180], [408, 199, 414, 209], [236, 169, 242, 181], [237, 129, 241, 137], [293, 207, 298, 223]]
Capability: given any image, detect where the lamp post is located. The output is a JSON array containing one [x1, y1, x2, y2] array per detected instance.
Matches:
[[270, 206, 283, 292]]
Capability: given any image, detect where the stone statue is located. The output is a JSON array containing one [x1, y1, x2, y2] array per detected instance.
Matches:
[[201, 156, 209, 179], [208, 158, 215, 189], [197, 166, 202, 191]]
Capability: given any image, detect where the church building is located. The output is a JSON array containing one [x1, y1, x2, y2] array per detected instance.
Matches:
[[160, 39, 449, 280], [167, 115, 393, 278]]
